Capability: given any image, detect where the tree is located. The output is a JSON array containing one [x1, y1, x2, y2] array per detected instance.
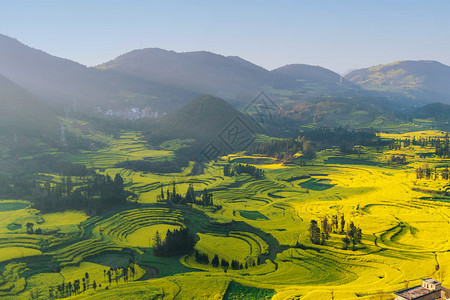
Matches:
[[332, 215, 339, 233], [185, 184, 196, 203], [309, 220, 321, 244], [153, 231, 162, 248], [221, 258, 229, 270], [26, 222, 34, 234], [442, 166, 449, 180], [302, 140, 317, 158], [66, 176, 73, 196], [322, 216, 330, 239], [320, 232, 326, 245], [355, 228, 362, 244], [340, 215, 345, 234], [342, 236, 350, 250], [212, 254, 220, 267], [348, 221, 356, 239]]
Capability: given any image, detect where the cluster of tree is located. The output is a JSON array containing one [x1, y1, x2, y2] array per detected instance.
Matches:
[[415, 164, 450, 180], [116, 157, 188, 174], [158, 183, 216, 207], [153, 228, 196, 257], [0, 173, 35, 198], [0, 156, 92, 200], [32, 173, 133, 215], [433, 136, 450, 158], [25, 222, 43, 234], [309, 215, 362, 250], [246, 138, 303, 157], [246, 136, 318, 160], [299, 127, 386, 153], [223, 163, 265, 178], [388, 154, 407, 165], [342, 221, 363, 250], [309, 219, 328, 245], [388, 139, 411, 150]]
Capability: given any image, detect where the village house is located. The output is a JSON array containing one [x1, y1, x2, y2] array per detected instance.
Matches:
[[394, 278, 446, 300]]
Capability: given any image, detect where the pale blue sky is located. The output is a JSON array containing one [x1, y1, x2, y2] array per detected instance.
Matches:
[[1, 0, 449, 73]]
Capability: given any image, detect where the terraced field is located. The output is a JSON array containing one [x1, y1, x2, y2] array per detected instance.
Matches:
[[2, 130, 450, 299]]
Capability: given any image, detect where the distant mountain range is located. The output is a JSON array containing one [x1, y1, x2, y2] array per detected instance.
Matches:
[[345, 60, 450, 104], [1, 33, 450, 127], [97, 48, 364, 106]]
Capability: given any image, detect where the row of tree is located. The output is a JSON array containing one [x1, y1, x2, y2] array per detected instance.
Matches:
[[153, 228, 196, 257], [40, 262, 138, 299], [25, 222, 43, 234], [194, 250, 258, 271], [157, 183, 216, 207], [415, 164, 450, 180], [388, 154, 407, 165], [224, 163, 265, 178], [389, 135, 450, 158]]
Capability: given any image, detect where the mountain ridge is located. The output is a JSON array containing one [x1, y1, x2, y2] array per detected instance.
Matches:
[[345, 60, 450, 104]]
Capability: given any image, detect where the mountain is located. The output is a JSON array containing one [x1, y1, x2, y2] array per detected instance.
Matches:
[[345, 60, 450, 104], [97, 48, 273, 104], [270, 64, 360, 97], [0, 34, 194, 112], [0, 74, 56, 136], [149, 95, 260, 146], [272, 64, 350, 85]]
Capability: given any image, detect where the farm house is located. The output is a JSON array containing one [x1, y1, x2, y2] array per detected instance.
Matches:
[[394, 278, 447, 300]]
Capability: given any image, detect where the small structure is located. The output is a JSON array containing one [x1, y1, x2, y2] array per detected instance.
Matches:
[[394, 278, 442, 300]]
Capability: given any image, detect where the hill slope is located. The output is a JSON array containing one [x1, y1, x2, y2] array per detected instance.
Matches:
[[146, 95, 266, 160], [415, 102, 450, 121], [345, 60, 450, 103], [0, 34, 194, 112], [0, 74, 56, 136]]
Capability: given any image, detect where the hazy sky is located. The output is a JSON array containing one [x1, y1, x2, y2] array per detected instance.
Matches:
[[1, 0, 450, 74]]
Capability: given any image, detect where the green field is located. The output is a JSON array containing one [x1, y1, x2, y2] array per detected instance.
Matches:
[[1, 128, 450, 299]]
